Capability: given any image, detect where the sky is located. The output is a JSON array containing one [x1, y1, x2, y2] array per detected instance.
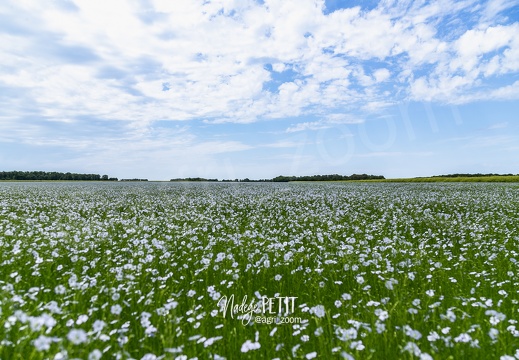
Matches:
[[1, 0, 518, 180]]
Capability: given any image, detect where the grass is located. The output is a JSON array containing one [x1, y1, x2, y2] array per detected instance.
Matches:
[[0, 182, 518, 359], [369, 175, 519, 183]]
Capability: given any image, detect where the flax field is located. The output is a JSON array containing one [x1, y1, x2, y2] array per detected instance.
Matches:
[[1, 182, 518, 359]]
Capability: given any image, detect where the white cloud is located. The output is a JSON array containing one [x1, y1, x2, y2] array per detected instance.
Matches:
[[488, 121, 508, 129], [0, 0, 518, 128], [409, 21, 519, 103], [452, 24, 519, 75], [271, 63, 286, 72], [286, 113, 363, 133], [263, 140, 305, 148], [286, 121, 329, 133], [325, 114, 364, 124], [480, 0, 519, 25], [373, 68, 391, 83], [486, 80, 519, 100]]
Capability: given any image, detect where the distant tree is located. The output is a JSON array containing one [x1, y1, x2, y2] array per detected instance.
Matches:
[[272, 174, 384, 182], [0, 171, 115, 181]]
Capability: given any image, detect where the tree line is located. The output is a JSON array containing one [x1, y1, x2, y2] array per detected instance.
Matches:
[[0, 171, 118, 181], [170, 177, 218, 182], [1, 171, 385, 182], [272, 174, 385, 182], [170, 174, 385, 182], [431, 173, 517, 178]]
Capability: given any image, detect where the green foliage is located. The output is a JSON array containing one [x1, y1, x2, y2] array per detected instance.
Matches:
[[170, 177, 219, 182], [0, 171, 117, 181], [272, 174, 385, 182], [381, 176, 519, 183]]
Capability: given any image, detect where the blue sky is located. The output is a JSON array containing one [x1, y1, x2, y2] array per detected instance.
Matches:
[[1, 0, 518, 180]]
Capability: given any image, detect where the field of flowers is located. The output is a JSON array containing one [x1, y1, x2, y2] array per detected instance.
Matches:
[[1, 181, 518, 359]]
